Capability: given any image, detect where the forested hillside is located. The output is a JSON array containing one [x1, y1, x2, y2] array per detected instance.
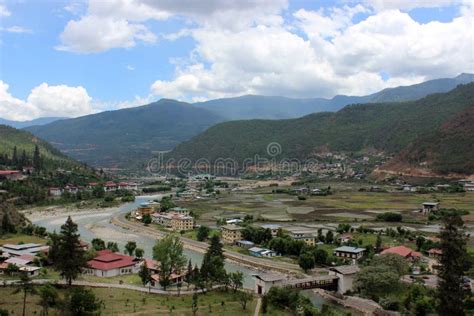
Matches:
[[168, 83, 474, 175]]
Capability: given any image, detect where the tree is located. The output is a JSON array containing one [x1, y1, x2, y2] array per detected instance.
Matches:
[[33, 145, 41, 171], [325, 230, 334, 243], [38, 284, 58, 316], [1, 213, 16, 235], [313, 248, 328, 265], [437, 214, 472, 316], [192, 293, 199, 316], [354, 265, 400, 301], [66, 287, 103, 315], [416, 236, 425, 251], [106, 241, 119, 252], [375, 234, 382, 253], [91, 238, 106, 251], [125, 241, 137, 256], [185, 260, 193, 289], [135, 248, 144, 258], [200, 235, 226, 286], [229, 271, 244, 292], [13, 274, 37, 316], [142, 214, 152, 225], [197, 226, 210, 241], [55, 216, 87, 286], [47, 231, 60, 264], [138, 262, 152, 286], [298, 252, 315, 272], [12, 146, 17, 165], [371, 254, 409, 277], [239, 292, 252, 310], [153, 235, 186, 290]]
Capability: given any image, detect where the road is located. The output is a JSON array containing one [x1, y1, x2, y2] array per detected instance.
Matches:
[[112, 213, 301, 274]]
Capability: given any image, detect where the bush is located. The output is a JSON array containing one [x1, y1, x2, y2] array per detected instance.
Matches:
[[376, 212, 402, 222]]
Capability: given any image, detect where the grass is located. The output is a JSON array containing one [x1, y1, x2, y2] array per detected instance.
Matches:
[[81, 273, 143, 286], [0, 233, 47, 245], [0, 286, 260, 316]]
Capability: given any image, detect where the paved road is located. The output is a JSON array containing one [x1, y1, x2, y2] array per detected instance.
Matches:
[[112, 214, 301, 274]]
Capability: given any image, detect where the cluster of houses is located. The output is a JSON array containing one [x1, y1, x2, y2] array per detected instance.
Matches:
[[0, 243, 50, 276], [134, 202, 195, 231], [0, 167, 34, 181], [400, 179, 474, 193], [49, 181, 139, 197]]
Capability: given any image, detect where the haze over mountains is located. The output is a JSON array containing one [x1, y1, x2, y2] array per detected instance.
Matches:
[[21, 73, 474, 170], [0, 117, 67, 129]]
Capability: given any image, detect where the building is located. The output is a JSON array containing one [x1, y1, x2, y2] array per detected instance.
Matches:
[[226, 219, 243, 225], [49, 187, 62, 196], [253, 273, 287, 295], [464, 183, 474, 192], [422, 202, 439, 214], [402, 184, 417, 192], [169, 207, 189, 215], [136, 203, 156, 218], [84, 250, 141, 277], [0, 254, 40, 277], [289, 231, 315, 246], [427, 248, 442, 259], [249, 247, 277, 258], [170, 215, 194, 231], [260, 224, 281, 236], [381, 246, 422, 261], [337, 233, 353, 244], [220, 224, 244, 243], [329, 265, 360, 294], [236, 240, 255, 249], [333, 246, 366, 263], [0, 243, 49, 257], [0, 170, 22, 181]]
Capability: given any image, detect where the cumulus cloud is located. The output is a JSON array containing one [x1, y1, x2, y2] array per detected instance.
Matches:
[[150, 2, 473, 99], [0, 81, 95, 120], [0, 3, 10, 17], [363, 0, 461, 11]]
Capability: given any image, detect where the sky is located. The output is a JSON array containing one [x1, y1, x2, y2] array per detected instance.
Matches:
[[0, 0, 473, 121]]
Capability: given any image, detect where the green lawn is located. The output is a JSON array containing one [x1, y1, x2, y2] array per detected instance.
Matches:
[[0, 286, 262, 316], [0, 233, 47, 245]]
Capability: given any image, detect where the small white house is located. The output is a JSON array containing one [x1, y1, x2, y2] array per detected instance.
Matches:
[[329, 265, 360, 294]]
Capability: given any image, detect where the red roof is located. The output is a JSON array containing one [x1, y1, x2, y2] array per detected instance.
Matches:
[[87, 250, 136, 271], [381, 246, 418, 258], [0, 170, 20, 175]]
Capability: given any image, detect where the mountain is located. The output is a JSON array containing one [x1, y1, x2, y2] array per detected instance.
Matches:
[[0, 124, 80, 169], [26, 99, 224, 167], [195, 73, 474, 120], [168, 83, 474, 176], [0, 117, 67, 129]]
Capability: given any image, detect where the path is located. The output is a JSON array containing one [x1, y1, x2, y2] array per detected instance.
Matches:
[[3, 279, 218, 296], [254, 297, 261, 316]]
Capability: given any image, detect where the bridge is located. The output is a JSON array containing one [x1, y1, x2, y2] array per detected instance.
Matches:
[[252, 273, 339, 295]]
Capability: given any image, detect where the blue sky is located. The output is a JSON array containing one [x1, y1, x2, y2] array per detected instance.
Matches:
[[0, 0, 472, 120]]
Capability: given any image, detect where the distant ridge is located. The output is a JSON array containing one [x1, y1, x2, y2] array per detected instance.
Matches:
[[0, 117, 67, 129], [195, 73, 474, 120]]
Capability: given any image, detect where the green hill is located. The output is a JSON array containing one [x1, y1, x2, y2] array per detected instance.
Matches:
[[0, 124, 80, 170], [168, 83, 474, 175], [26, 99, 224, 167]]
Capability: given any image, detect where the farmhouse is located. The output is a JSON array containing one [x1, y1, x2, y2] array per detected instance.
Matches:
[[0, 170, 22, 181], [0, 243, 49, 257], [49, 187, 62, 196], [84, 250, 141, 277], [288, 230, 315, 246], [152, 212, 194, 231], [333, 246, 366, 263], [381, 246, 422, 261], [236, 240, 255, 249], [260, 224, 281, 236], [220, 224, 244, 243], [329, 265, 360, 294], [422, 202, 439, 214], [427, 248, 443, 259]]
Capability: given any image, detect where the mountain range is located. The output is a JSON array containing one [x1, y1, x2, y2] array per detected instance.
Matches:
[[22, 73, 474, 170], [169, 83, 474, 176], [0, 117, 67, 129]]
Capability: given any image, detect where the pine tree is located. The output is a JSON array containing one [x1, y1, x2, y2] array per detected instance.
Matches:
[[437, 214, 472, 315], [200, 235, 226, 286], [139, 261, 152, 286], [33, 145, 41, 171], [55, 216, 87, 285], [12, 146, 18, 165]]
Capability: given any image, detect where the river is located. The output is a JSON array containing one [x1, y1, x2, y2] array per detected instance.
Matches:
[[30, 195, 259, 289]]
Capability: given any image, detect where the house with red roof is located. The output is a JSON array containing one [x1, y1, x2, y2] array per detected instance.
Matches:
[[84, 249, 141, 277], [381, 246, 422, 261], [427, 248, 442, 259], [0, 170, 22, 181]]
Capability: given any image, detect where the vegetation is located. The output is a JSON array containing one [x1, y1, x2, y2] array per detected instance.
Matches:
[[169, 84, 474, 174], [152, 235, 187, 290], [376, 212, 403, 222]]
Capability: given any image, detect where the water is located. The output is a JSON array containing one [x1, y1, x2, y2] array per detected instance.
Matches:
[[31, 195, 257, 289]]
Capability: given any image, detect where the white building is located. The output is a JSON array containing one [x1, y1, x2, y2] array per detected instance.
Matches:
[[329, 265, 360, 294]]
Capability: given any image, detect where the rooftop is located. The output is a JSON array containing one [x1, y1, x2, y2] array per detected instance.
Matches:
[[221, 224, 243, 231], [334, 246, 366, 253], [330, 265, 360, 275], [252, 272, 287, 282], [87, 250, 137, 271], [381, 246, 421, 258]]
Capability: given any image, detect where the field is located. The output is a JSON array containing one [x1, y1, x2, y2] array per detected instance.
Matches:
[[0, 233, 47, 245], [0, 287, 267, 316], [178, 181, 474, 227]]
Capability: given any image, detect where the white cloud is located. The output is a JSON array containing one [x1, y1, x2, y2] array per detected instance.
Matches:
[[150, 3, 473, 100], [0, 26, 32, 33], [0, 81, 95, 120], [363, 0, 461, 11], [57, 15, 156, 53], [126, 65, 135, 71], [0, 3, 10, 17]]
